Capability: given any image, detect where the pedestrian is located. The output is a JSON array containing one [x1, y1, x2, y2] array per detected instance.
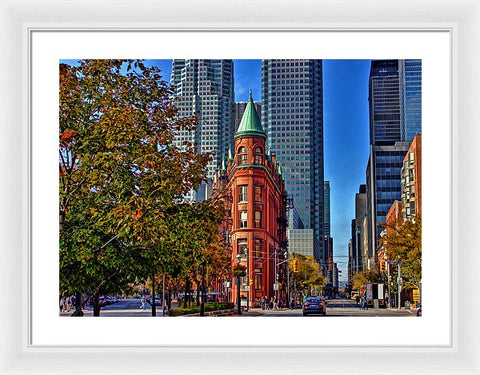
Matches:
[[290, 299, 295, 310], [265, 296, 270, 310], [260, 296, 265, 310], [273, 296, 278, 310], [279, 298, 283, 309], [140, 295, 146, 310], [361, 295, 368, 310]]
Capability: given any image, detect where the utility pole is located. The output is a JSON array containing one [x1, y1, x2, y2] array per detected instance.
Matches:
[[162, 274, 166, 316], [397, 262, 402, 309]]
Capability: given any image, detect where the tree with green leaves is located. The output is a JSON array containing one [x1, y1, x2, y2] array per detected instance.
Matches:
[[289, 254, 325, 296], [379, 217, 422, 290], [59, 60, 211, 316]]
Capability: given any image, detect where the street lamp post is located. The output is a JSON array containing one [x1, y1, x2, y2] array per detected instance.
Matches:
[[236, 254, 242, 316], [274, 249, 278, 302], [244, 247, 249, 312]]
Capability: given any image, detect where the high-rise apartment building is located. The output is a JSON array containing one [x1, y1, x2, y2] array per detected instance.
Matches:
[[261, 59, 325, 266], [401, 134, 422, 220], [170, 59, 235, 201]]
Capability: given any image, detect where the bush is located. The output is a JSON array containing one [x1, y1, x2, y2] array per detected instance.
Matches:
[[168, 302, 234, 316], [168, 307, 199, 316]]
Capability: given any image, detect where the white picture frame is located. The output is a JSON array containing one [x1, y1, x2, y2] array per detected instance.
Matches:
[[1, 0, 479, 374]]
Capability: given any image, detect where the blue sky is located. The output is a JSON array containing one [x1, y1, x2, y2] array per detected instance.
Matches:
[[62, 58, 372, 280], [146, 59, 371, 278]]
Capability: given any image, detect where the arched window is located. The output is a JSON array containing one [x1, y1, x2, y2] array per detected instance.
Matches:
[[254, 147, 263, 165], [238, 147, 247, 165]]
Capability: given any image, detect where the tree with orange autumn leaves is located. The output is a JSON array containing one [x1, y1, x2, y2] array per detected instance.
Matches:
[[59, 60, 229, 315]]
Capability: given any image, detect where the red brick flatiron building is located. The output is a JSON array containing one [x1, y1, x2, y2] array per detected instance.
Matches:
[[214, 91, 288, 308]]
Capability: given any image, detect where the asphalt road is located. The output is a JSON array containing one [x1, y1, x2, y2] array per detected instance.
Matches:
[[60, 298, 416, 317], [253, 298, 415, 317]]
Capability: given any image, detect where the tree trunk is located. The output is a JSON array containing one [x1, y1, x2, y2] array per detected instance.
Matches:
[[151, 273, 156, 317], [93, 292, 101, 317], [71, 292, 84, 316], [184, 277, 189, 309], [59, 209, 65, 233], [195, 280, 200, 306]]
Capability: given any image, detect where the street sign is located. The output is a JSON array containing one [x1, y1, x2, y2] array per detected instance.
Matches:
[[413, 288, 420, 302]]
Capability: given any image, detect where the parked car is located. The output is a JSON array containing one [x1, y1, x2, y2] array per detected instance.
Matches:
[[302, 296, 326, 316]]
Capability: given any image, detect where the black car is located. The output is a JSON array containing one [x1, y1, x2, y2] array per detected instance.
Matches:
[[302, 296, 326, 316]]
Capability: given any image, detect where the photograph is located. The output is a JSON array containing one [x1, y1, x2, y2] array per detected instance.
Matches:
[[59, 58, 422, 318]]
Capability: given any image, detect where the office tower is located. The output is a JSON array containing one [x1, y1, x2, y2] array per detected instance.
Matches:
[[323, 181, 331, 237], [369, 60, 402, 145], [170, 59, 235, 201], [261, 59, 325, 266], [350, 184, 367, 274], [366, 59, 421, 267], [366, 141, 410, 266], [234, 101, 261, 131], [400, 60, 422, 142]]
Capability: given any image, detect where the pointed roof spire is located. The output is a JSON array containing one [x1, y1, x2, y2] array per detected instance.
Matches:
[[235, 91, 266, 140], [228, 147, 233, 162], [221, 157, 226, 172]]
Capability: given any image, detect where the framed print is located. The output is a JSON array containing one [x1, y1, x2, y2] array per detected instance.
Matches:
[[1, 0, 479, 374]]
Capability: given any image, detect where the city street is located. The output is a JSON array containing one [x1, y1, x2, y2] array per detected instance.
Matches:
[[61, 298, 417, 317], [251, 298, 416, 317]]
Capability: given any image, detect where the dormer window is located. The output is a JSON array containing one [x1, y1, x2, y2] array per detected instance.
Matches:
[[238, 147, 247, 165], [254, 147, 263, 165]]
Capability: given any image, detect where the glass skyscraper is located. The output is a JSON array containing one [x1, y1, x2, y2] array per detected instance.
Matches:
[[170, 59, 235, 201], [400, 59, 422, 141], [366, 59, 422, 266], [369, 60, 402, 145], [261, 59, 325, 265]]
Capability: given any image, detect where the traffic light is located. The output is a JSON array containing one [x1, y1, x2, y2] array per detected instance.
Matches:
[[293, 259, 298, 272]]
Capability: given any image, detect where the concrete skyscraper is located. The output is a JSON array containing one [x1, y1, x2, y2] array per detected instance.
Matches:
[[261, 59, 325, 266], [170, 59, 235, 201]]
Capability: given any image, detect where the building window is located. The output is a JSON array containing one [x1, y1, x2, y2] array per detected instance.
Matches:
[[254, 238, 263, 259], [238, 185, 248, 203], [239, 211, 248, 228], [238, 147, 247, 165], [254, 211, 262, 228], [254, 274, 262, 290], [238, 239, 248, 258], [254, 147, 263, 165], [254, 186, 262, 202]]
